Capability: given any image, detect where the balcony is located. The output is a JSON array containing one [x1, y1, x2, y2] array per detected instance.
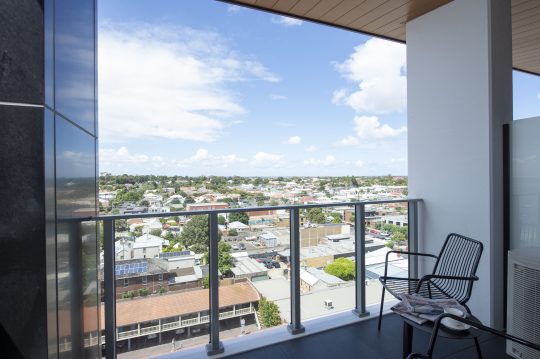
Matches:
[[91, 199, 421, 358]]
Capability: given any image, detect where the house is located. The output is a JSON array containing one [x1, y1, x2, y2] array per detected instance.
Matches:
[[132, 234, 169, 259], [187, 202, 230, 211], [228, 221, 249, 232], [259, 232, 278, 247]]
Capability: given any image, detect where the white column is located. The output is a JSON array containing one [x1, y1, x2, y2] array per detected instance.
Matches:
[[407, 0, 512, 327]]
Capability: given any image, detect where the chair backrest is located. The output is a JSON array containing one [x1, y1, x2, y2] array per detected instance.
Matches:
[[431, 233, 483, 303]]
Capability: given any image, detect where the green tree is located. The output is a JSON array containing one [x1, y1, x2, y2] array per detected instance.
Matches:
[[139, 288, 149, 297], [229, 212, 249, 225], [324, 258, 355, 281], [258, 297, 282, 327], [202, 276, 209, 289], [330, 212, 343, 223], [306, 208, 326, 224], [228, 228, 238, 236], [159, 286, 166, 295], [180, 215, 222, 253], [114, 219, 129, 232], [122, 291, 134, 300], [150, 228, 162, 237], [218, 215, 227, 225]]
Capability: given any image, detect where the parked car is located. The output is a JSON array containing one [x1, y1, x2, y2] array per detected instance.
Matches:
[[272, 261, 281, 268], [238, 242, 246, 250], [231, 244, 239, 250]]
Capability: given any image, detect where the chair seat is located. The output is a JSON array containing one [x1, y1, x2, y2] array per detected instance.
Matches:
[[380, 277, 451, 300]]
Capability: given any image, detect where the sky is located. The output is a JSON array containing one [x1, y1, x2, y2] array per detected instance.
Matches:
[[98, 0, 540, 177]]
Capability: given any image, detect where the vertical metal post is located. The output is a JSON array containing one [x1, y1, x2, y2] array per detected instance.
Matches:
[[206, 212, 224, 355], [288, 207, 305, 334], [103, 219, 116, 359], [353, 204, 369, 317], [408, 201, 419, 279]]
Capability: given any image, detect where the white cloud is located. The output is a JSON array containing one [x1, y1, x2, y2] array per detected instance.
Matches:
[[252, 152, 284, 163], [305, 145, 317, 152], [334, 37, 406, 114], [354, 115, 406, 139], [98, 21, 280, 143], [304, 155, 337, 166], [250, 152, 285, 168], [275, 122, 294, 127], [272, 16, 303, 27], [287, 136, 301, 145], [100, 146, 245, 172], [355, 160, 364, 168], [227, 5, 242, 13], [337, 136, 359, 146], [270, 94, 287, 101]]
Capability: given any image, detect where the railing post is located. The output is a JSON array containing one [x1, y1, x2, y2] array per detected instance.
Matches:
[[103, 219, 116, 359], [353, 203, 370, 317], [408, 201, 419, 279], [288, 207, 305, 334], [206, 212, 224, 355]]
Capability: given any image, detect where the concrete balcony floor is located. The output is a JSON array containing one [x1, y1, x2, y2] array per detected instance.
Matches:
[[226, 314, 507, 359]]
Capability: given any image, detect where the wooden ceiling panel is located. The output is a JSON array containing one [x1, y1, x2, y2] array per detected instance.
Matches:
[[318, 0, 363, 23], [304, 0, 344, 20], [272, 0, 299, 12], [289, 0, 322, 15], [223, 0, 540, 75], [348, 1, 409, 29]]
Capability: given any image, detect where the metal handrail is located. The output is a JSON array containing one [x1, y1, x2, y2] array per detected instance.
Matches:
[[94, 198, 420, 221]]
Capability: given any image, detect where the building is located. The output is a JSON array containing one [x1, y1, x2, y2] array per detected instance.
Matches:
[[131, 234, 169, 259], [230, 255, 269, 281], [300, 267, 346, 293], [100, 258, 174, 300], [187, 202, 230, 211], [159, 251, 197, 270], [259, 232, 278, 247]]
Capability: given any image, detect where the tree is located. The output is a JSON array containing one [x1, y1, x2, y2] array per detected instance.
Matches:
[[218, 215, 226, 225], [180, 215, 222, 253], [139, 288, 149, 297], [122, 291, 134, 300], [258, 297, 282, 327], [228, 228, 238, 236], [114, 219, 129, 232], [324, 258, 355, 281], [139, 199, 150, 207], [202, 276, 209, 289], [150, 228, 162, 237], [330, 212, 343, 224], [217, 241, 233, 276], [386, 231, 407, 249], [229, 212, 249, 225], [306, 208, 326, 224]]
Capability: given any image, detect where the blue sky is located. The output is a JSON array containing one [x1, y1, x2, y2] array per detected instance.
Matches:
[[98, 0, 540, 177]]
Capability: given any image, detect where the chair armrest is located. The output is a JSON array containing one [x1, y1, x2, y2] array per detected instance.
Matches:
[[385, 250, 438, 262], [383, 251, 437, 281], [419, 274, 479, 282], [414, 274, 479, 296]]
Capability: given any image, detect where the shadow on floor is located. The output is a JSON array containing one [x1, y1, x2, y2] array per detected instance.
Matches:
[[226, 314, 508, 359]]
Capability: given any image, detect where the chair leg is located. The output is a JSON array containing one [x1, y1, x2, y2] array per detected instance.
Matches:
[[473, 337, 483, 359], [378, 286, 385, 331]]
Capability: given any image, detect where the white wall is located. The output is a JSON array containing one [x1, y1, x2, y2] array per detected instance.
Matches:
[[407, 0, 512, 326]]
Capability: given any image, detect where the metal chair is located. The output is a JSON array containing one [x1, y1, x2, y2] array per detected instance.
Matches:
[[378, 233, 483, 330], [406, 313, 540, 358]]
